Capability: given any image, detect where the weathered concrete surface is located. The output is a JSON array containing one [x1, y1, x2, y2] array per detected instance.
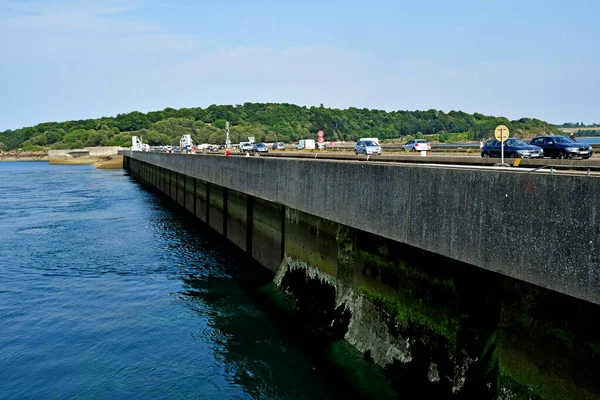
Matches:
[[177, 172, 185, 208], [208, 184, 225, 235], [278, 209, 600, 399], [123, 151, 600, 305], [125, 152, 600, 399], [157, 167, 166, 193], [168, 170, 176, 202], [227, 190, 248, 251], [184, 176, 195, 214], [252, 197, 283, 273], [85, 146, 122, 157], [195, 179, 207, 223]]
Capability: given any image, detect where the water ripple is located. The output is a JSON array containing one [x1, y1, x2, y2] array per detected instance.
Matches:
[[0, 162, 348, 400]]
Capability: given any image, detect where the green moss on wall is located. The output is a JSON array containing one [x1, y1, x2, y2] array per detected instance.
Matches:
[[359, 251, 456, 293], [358, 283, 459, 346]]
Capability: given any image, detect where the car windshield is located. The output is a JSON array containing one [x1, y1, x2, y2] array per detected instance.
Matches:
[[363, 141, 377, 146], [555, 137, 573, 143], [506, 139, 527, 146]]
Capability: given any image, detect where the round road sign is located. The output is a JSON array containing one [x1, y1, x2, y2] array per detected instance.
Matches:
[[318, 137, 324, 143], [494, 125, 510, 141], [317, 130, 324, 138]]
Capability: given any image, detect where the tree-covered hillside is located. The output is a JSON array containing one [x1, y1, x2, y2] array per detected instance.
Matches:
[[0, 103, 560, 151]]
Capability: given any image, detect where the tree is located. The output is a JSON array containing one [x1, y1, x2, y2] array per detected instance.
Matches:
[[0, 102, 562, 149]]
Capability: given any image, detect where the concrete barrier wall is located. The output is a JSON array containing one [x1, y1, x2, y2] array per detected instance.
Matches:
[[185, 176, 195, 214], [177, 172, 186, 209], [195, 179, 207, 223], [124, 151, 600, 305], [169, 171, 177, 202], [85, 146, 122, 156], [48, 149, 78, 157], [227, 190, 248, 252], [252, 197, 283, 273], [208, 184, 225, 234]]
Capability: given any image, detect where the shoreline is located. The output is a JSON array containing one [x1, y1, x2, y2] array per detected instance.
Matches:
[[0, 153, 123, 168]]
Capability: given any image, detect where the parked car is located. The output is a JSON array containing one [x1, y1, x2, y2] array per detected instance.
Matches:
[[239, 142, 253, 152], [272, 142, 285, 150], [402, 139, 431, 152], [354, 139, 381, 155], [529, 135, 593, 159], [252, 143, 269, 153], [481, 138, 543, 158]]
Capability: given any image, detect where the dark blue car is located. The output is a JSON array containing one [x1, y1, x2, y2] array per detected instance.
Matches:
[[481, 138, 544, 159], [529, 135, 593, 159]]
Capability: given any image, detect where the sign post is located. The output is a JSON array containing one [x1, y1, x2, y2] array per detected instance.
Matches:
[[225, 121, 231, 149], [494, 125, 510, 165], [317, 130, 325, 149]]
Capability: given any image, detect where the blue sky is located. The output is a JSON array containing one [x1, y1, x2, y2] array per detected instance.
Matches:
[[1, 0, 598, 131]]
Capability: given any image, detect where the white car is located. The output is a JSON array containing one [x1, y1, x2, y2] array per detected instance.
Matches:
[[239, 142, 253, 152], [354, 140, 381, 155], [402, 139, 431, 152]]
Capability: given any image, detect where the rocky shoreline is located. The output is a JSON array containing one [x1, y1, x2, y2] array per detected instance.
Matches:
[[1, 151, 122, 168], [0, 150, 49, 162]]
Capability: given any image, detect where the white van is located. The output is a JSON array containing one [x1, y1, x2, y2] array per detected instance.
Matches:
[[297, 139, 316, 150]]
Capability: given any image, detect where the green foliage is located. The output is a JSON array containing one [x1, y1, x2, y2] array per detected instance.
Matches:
[[212, 119, 227, 129], [0, 103, 561, 150], [21, 145, 45, 152]]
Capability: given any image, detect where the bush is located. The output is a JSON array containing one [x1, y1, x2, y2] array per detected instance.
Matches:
[[22, 145, 45, 152]]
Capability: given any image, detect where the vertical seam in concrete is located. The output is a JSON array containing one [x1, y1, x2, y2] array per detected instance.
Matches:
[[175, 172, 179, 203], [183, 172, 186, 210], [247, 195, 254, 255], [206, 182, 211, 224], [280, 205, 285, 262], [406, 166, 412, 241], [223, 187, 228, 238], [193, 178, 197, 216]]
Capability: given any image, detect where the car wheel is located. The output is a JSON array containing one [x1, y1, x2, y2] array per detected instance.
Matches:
[[411, 147, 416, 152], [482, 152, 489, 158], [363, 150, 367, 155], [559, 151, 568, 159], [354, 150, 358, 155], [510, 152, 519, 158]]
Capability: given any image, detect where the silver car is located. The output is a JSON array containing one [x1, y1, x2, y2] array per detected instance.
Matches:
[[354, 140, 381, 155]]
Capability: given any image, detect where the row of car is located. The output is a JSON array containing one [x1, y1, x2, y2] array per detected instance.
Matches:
[[238, 142, 271, 153], [354, 138, 433, 155], [481, 136, 593, 159]]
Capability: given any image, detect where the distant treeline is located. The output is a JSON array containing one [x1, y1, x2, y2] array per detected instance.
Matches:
[[572, 129, 600, 137], [0, 103, 560, 151], [557, 122, 600, 128]]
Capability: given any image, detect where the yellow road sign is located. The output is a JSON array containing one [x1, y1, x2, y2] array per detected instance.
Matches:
[[494, 125, 510, 141]]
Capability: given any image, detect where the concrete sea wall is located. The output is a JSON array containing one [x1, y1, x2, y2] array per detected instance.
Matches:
[[124, 154, 600, 399], [123, 151, 600, 305]]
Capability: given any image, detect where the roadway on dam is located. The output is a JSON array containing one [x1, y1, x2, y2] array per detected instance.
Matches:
[[194, 150, 600, 174]]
